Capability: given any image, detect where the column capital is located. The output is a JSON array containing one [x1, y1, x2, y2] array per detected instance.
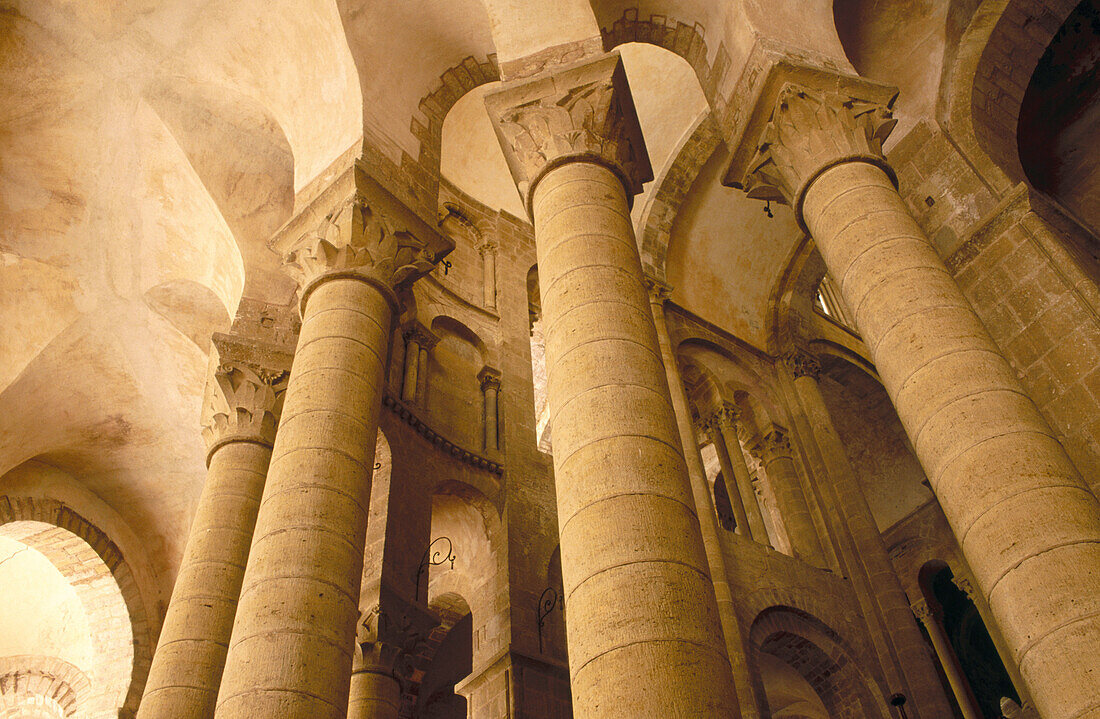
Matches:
[[759, 426, 792, 460], [201, 335, 291, 460], [911, 598, 940, 623], [353, 604, 433, 680], [707, 400, 741, 431], [782, 350, 822, 380], [952, 575, 979, 601], [644, 274, 674, 305], [484, 51, 653, 217], [724, 66, 899, 230], [478, 365, 502, 392], [282, 169, 454, 314], [402, 322, 438, 350]]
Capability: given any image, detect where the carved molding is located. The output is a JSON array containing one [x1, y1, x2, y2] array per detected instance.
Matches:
[[724, 65, 899, 228], [485, 51, 653, 216], [382, 392, 504, 476], [644, 275, 673, 305], [202, 334, 292, 457], [782, 350, 822, 381], [760, 427, 792, 460], [402, 322, 438, 351]]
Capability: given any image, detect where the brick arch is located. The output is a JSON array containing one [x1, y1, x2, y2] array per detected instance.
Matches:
[[0, 497, 152, 719], [0, 655, 91, 718], [969, 0, 1079, 182], [750, 606, 892, 719], [599, 8, 732, 113]]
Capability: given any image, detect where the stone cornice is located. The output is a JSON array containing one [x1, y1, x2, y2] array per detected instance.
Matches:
[[382, 392, 504, 476], [723, 63, 899, 230], [485, 51, 653, 218], [276, 166, 455, 313]]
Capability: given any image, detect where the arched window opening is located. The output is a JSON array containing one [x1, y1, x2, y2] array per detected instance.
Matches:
[[713, 473, 737, 532], [918, 565, 1021, 719], [528, 265, 552, 453]]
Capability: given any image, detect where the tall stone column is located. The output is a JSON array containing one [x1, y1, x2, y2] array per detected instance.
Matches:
[[486, 52, 739, 717], [347, 602, 434, 719], [728, 74, 1100, 719], [783, 350, 951, 717], [478, 366, 502, 452], [751, 427, 825, 567], [911, 600, 982, 719], [139, 344, 288, 719], [709, 403, 770, 544], [647, 279, 766, 719], [214, 174, 448, 719]]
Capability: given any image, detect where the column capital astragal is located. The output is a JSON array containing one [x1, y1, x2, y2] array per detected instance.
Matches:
[[485, 51, 653, 218], [201, 335, 292, 460], [724, 65, 899, 230]]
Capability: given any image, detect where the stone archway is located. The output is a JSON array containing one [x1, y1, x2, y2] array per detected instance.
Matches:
[[0, 497, 153, 719], [751, 606, 891, 719]]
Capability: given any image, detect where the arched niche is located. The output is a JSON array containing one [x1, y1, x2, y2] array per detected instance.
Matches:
[[427, 316, 489, 451], [751, 606, 891, 719], [412, 592, 474, 719]]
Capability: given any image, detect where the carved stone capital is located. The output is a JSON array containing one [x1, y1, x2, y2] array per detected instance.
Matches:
[[478, 366, 502, 393], [953, 575, 978, 601], [485, 51, 653, 217], [402, 322, 437, 351], [644, 275, 673, 305], [353, 599, 439, 681], [201, 351, 289, 458], [783, 350, 822, 380], [761, 427, 792, 459], [280, 168, 454, 314], [724, 66, 899, 229], [911, 599, 938, 624]]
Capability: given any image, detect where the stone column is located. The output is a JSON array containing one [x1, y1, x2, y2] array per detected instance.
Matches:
[[214, 176, 447, 719], [647, 279, 766, 719], [912, 600, 982, 719], [952, 574, 1036, 715], [751, 427, 825, 567], [700, 414, 751, 537], [487, 52, 739, 717], [415, 330, 437, 406], [783, 349, 951, 717], [478, 366, 501, 452], [711, 403, 770, 544], [401, 327, 421, 403], [728, 75, 1100, 719], [139, 346, 288, 719], [478, 239, 498, 311]]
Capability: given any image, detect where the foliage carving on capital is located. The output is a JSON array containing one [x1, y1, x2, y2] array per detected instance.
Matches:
[[402, 322, 437, 351], [738, 82, 898, 217], [284, 193, 441, 306], [761, 427, 792, 459], [353, 602, 436, 679], [478, 366, 502, 393], [644, 275, 673, 305], [201, 360, 288, 454], [485, 52, 653, 214], [783, 351, 822, 380]]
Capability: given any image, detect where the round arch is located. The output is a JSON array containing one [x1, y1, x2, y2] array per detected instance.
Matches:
[[0, 497, 152, 719], [751, 606, 892, 719]]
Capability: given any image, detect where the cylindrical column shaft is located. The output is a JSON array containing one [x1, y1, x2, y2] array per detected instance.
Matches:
[[717, 417, 770, 544], [913, 603, 982, 719], [402, 334, 420, 403], [650, 290, 765, 719], [534, 161, 738, 717], [484, 384, 499, 452], [139, 440, 272, 719], [756, 431, 826, 567], [481, 246, 497, 311], [707, 423, 752, 537], [215, 278, 391, 719], [803, 161, 1100, 719], [790, 369, 952, 717], [347, 667, 400, 719]]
